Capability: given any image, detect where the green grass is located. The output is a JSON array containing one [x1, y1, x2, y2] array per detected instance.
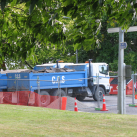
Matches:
[[0, 104, 137, 137]]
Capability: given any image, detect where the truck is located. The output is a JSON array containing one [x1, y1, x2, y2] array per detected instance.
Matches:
[[0, 60, 110, 106]]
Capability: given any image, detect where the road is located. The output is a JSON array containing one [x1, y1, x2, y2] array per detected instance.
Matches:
[[77, 95, 137, 115]]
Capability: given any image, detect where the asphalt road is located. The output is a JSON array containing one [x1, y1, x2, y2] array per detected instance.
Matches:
[[78, 95, 137, 115]]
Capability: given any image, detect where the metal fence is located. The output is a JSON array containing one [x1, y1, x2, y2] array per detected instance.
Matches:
[[0, 74, 137, 115], [130, 74, 137, 105]]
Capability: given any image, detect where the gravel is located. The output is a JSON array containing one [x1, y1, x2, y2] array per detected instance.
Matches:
[[46, 96, 89, 111], [66, 96, 89, 111]]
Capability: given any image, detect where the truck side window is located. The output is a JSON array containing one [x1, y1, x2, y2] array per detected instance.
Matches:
[[99, 65, 108, 75]]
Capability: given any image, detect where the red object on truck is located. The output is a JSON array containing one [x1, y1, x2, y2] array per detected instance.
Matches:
[[110, 78, 135, 95]]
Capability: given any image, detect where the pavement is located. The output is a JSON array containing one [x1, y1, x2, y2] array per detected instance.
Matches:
[[67, 95, 137, 115]]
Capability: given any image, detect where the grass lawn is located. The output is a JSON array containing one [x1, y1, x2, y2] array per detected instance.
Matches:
[[0, 104, 137, 137]]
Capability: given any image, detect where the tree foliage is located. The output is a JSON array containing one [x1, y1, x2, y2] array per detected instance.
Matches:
[[1, 0, 137, 71], [0, 0, 65, 68]]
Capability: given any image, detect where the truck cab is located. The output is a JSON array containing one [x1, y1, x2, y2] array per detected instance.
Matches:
[[88, 63, 110, 94], [65, 62, 110, 101]]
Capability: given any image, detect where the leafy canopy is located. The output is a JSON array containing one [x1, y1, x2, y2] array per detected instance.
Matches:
[[1, 0, 137, 70]]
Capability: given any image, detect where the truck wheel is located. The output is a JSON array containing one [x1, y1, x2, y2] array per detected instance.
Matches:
[[93, 87, 105, 101], [39, 91, 50, 107], [51, 89, 66, 97], [50, 89, 66, 102], [76, 95, 86, 101]]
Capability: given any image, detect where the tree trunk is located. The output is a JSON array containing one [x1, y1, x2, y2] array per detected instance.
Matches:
[[0, 61, 6, 71]]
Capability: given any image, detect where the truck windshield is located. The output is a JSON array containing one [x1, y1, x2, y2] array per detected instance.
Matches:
[[99, 65, 108, 75]]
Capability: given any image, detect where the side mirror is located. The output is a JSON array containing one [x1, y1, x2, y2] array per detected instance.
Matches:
[[105, 65, 109, 75]]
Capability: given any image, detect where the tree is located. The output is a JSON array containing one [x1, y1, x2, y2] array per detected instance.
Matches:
[[60, 0, 137, 47], [0, 0, 65, 69], [1, 0, 137, 71], [60, 0, 137, 71], [29, 43, 76, 66]]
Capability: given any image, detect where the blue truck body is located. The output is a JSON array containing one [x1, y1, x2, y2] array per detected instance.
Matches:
[[6, 64, 88, 92], [0, 73, 7, 91]]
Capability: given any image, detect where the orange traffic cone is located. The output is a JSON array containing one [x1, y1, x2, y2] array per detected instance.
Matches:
[[74, 97, 78, 112], [101, 94, 108, 111]]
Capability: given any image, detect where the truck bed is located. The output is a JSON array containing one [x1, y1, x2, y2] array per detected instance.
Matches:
[[7, 64, 88, 92]]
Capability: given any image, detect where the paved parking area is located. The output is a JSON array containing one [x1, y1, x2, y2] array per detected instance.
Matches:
[[70, 95, 137, 115]]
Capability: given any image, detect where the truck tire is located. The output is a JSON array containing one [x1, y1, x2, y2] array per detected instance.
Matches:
[[76, 95, 86, 101], [50, 89, 67, 103], [39, 91, 50, 107], [51, 89, 66, 97], [93, 87, 105, 101]]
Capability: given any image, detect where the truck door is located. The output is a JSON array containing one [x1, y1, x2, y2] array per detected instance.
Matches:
[[98, 64, 110, 90]]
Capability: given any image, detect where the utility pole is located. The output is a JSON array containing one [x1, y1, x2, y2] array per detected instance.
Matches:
[[117, 28, 125, 114], [107, 26, 137, 114], [76, 49, 78, 63]]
